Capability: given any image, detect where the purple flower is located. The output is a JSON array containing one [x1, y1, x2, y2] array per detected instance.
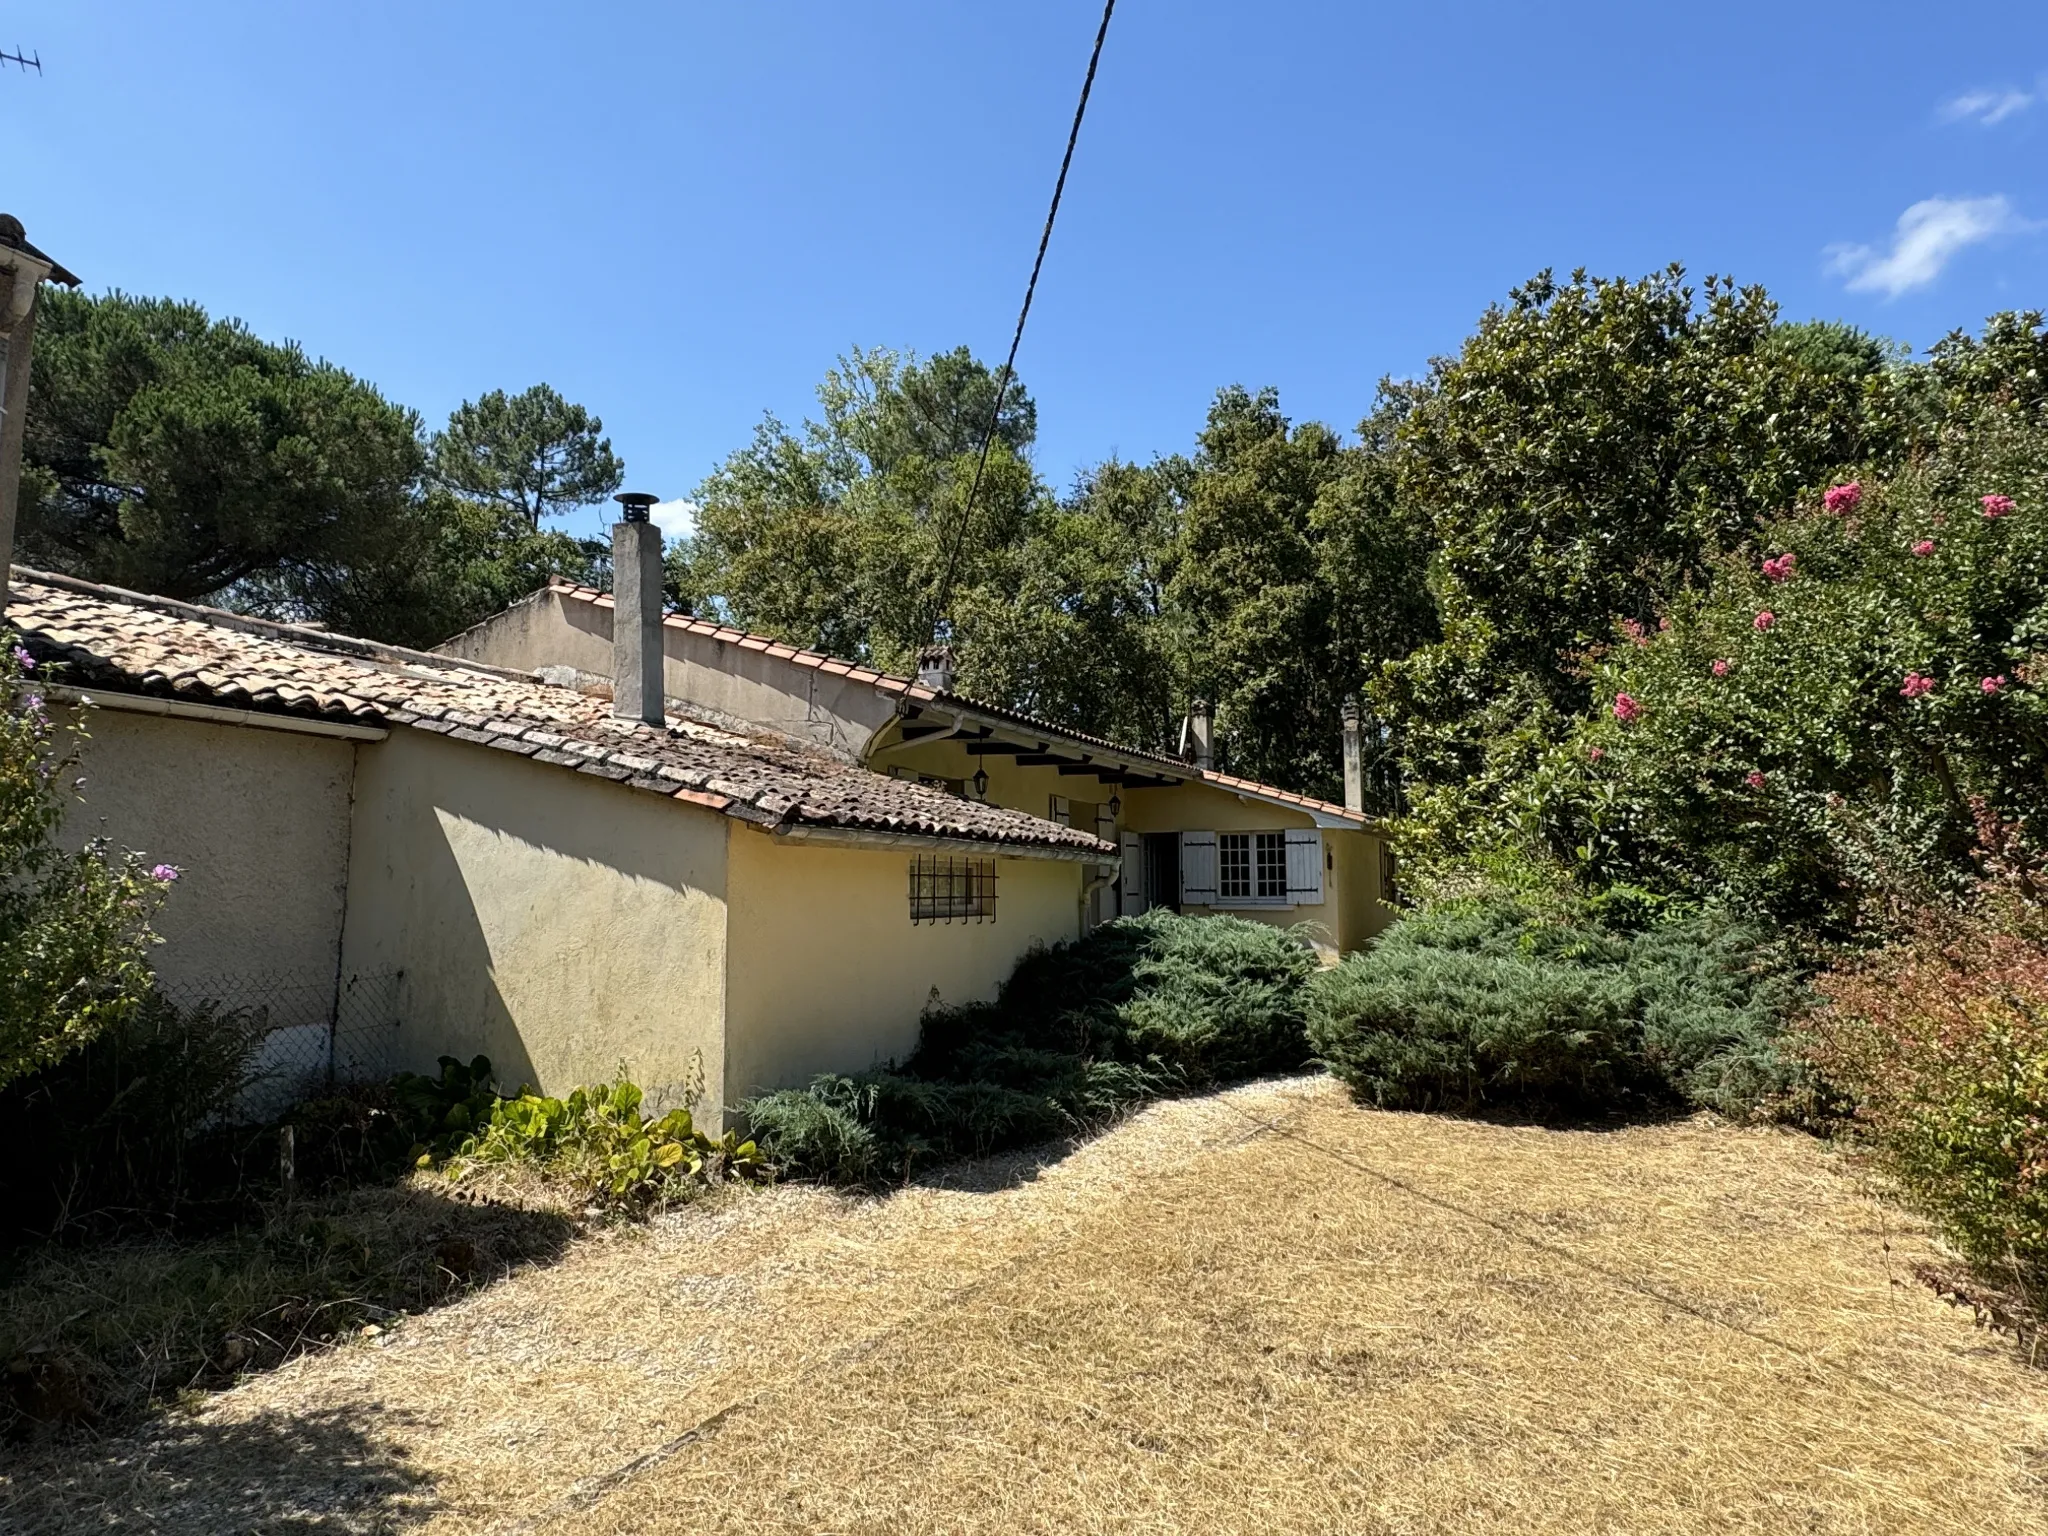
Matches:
[[11, 646, 34, 671], [148, 864, 180, 883]]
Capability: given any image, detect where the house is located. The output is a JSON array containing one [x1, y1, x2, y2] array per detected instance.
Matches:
[[437, 576, 1398, 956], [5, 561, 1113, 1125]]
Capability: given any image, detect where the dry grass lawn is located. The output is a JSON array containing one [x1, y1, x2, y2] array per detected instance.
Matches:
[[7, 1075, 2047, 1534]]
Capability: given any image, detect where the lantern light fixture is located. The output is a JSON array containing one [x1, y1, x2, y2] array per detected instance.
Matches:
[[971, 765, 990, 800]]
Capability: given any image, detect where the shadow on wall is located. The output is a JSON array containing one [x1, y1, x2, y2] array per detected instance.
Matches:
[[349, 734, 728, 1110], [2, 1407, 435, 1534]]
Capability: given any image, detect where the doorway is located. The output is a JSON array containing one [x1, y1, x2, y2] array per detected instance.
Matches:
[[1143, 832, 1181, 914]]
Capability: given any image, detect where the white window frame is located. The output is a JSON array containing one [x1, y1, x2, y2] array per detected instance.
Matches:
[[1189, 827, 1323, 910]]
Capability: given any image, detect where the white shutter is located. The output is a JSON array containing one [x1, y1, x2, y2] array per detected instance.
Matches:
[[1285, 828, 1324, 904], [1180, 831, 1217, 905], [1096, 806, 1118, 844], [1120, 833, 1145, 916], [1048, 794, 1071, 827]]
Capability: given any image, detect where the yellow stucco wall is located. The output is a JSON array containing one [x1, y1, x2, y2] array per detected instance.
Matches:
[[339, 728, 732, 1119], [61, 707, 356, 997], [721, 828, 1084, 1107]]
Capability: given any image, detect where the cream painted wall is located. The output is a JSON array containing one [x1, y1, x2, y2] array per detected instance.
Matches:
[[721, 829, 1083, 1107], [437, 588, 898, 761], [340, 729, 733, 1120], [62, 708, 355, 999]]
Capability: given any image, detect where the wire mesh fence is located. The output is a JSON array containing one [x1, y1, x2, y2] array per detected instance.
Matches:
[[153, 968, 403, 1118]]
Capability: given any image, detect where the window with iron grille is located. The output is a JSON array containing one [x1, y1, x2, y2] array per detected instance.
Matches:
[[909, 855, 997, 923]]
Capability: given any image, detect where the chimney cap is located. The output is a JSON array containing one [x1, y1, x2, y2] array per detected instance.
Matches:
[[614, 491, 659, 523]]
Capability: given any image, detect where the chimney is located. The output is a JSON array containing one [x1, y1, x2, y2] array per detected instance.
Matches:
[[0, 216, 78, 606], [1184, 698, 1213, 772], [1341, 696, 1366, 814], [916, 645, 957, 693], [611, 492, 665, 726]]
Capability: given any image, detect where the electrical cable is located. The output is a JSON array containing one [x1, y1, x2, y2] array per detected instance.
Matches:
[[925, 0, 1116, 649]]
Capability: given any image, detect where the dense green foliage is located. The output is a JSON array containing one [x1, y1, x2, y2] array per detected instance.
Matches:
[[21, 292, 623, 647], [745, 910, 1317, 1182], [1306, 892, 1804, 1117], [0, 641, 173, 1090], [446, 1075, 764, 1210]]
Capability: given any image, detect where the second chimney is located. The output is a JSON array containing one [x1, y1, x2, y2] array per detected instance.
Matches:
[[1341, 696, 1366, 815], [916, 645, 957, 693], [612, 492, 665, 726], [1184, 698, 1213, 771]]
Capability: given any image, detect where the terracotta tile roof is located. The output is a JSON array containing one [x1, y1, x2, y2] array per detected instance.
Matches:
[[541, 580, 1371, 827], [4, 569, 1118, 858]]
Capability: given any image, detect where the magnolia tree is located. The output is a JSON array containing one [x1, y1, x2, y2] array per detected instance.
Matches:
[[1482, 409, 2048, 935], [0, 638, 175, 1088]]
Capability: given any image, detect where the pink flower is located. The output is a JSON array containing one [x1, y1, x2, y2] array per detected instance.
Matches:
[[1744, 770, 1767, 790], [10, 645, 33, 671], [1753, 610, 1776, 632], [1612, 692, 1641, 724], [1823, 482, 1862, 514], [1982, 494, 2017, 518], [148, 864, 180, 883], [1588, 745, 1606, 761], [1761, 553, 1796, 583], [1982, 675, 2008, 695], [1911, 539, 1936, 557], [1711, 658, 1731, 677], [1620, 618, 1649, 647], [1901, 671, 1936, 700]]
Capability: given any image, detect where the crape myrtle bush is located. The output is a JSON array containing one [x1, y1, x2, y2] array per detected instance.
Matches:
[[1469, 402, 2048, 938], [1806, 823, 2048, 1314], [745, 910, 1318, 1183], [1, 635, 177, 1091], [1305, 887, 1805, 1117]]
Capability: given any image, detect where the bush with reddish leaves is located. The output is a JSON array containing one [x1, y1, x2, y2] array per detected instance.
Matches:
[[1807, 837, 2048, 1311]]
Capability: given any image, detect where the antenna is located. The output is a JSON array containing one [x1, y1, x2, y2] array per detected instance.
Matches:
[[0, 47, 41, 74]]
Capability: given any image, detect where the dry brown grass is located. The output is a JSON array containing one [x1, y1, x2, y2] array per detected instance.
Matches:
[[7, 1076, 2046, 1534]]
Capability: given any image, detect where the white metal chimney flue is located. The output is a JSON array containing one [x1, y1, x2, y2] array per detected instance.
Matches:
[[611, 492, 665, 726]]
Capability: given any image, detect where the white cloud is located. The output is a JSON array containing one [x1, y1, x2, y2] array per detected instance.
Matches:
[[649, 498, 698, 538], [1941, 87, 2035, 126], [1826, 196, 2022, 299]]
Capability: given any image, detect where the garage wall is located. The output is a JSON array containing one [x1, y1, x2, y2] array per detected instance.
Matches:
[[721, 830, 1083, 1108], [340, 728, 733, 1120], [61, 706, 356, 996]]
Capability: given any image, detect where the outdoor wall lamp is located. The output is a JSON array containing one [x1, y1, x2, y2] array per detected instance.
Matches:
[[972, 766, 990, 800]]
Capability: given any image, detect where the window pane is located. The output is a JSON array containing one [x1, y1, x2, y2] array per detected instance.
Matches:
[[1219, 833, 1251, 899], [1255, 833, 1287, 898]]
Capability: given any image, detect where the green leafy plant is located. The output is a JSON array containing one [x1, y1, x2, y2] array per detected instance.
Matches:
[[447, 1076, 764, 1211]]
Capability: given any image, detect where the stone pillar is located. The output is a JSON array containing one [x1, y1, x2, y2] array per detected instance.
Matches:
[[1341, 696, 1366, 815], [611, 516, 665, 725], [1187, 698, 1213, 771]]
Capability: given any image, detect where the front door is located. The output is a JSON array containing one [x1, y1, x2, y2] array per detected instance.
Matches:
[[1143, 832, 1182, 915]]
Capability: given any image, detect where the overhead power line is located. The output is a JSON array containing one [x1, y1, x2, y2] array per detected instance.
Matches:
[[925, 0, 1115, 649]]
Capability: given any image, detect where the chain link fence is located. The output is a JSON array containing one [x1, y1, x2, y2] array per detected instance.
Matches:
[[154, 968, 403, 1118]]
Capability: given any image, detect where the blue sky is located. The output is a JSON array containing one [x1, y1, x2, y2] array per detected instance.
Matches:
[[5, 1, 2045, 543]]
